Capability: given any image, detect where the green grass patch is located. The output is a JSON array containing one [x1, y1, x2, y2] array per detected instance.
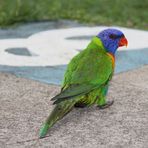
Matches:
[[0, 0, 147, 29]]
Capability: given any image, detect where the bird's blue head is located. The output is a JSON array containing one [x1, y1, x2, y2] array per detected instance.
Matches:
[[97, 28, 128, 55]]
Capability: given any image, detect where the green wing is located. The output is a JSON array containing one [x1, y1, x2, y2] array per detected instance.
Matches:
[[52, 37, 113, 104], [51, 84, 99, 104]]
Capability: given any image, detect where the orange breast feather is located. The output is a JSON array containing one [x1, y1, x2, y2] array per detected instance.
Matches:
[[107, 53, 115, 69]]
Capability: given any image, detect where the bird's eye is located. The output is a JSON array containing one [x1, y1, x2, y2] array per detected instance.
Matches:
[[109, 34, 118, 39]]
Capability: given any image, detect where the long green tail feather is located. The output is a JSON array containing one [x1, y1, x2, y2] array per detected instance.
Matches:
[[39, 100, 76, 138], [39, 123, 51, 138]]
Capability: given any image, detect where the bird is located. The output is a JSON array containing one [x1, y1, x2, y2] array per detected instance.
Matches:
[[39, 28, 128, 138]]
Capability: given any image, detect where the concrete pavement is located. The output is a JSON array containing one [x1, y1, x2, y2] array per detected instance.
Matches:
[[0, 65, 148, 148]]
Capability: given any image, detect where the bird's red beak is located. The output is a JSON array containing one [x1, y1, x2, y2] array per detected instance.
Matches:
[[118, 37, 128, 47]]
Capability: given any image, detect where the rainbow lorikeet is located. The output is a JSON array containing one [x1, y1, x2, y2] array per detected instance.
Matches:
[[39, 28, 128, 138]]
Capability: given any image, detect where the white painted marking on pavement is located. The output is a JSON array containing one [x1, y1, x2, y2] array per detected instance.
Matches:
[[0, 26, 147, 66]]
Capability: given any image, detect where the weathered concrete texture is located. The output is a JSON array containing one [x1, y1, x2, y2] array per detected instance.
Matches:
[[0, 66, 148, 148]]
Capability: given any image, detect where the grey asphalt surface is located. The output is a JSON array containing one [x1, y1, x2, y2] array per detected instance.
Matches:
[[0, 65, 148, 148], [0, 20, 84, 39]]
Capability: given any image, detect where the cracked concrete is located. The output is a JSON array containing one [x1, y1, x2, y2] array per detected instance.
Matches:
[[0, 65, 148, 148]]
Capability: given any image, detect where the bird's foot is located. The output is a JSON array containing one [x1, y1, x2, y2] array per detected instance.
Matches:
[[97, 100, 114, 109]]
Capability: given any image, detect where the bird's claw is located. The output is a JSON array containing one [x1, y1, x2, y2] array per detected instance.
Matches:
[[98, 100, 114, 109]]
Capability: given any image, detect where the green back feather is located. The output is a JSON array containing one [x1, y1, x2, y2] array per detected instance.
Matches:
[[53, 37, 113, 104]]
